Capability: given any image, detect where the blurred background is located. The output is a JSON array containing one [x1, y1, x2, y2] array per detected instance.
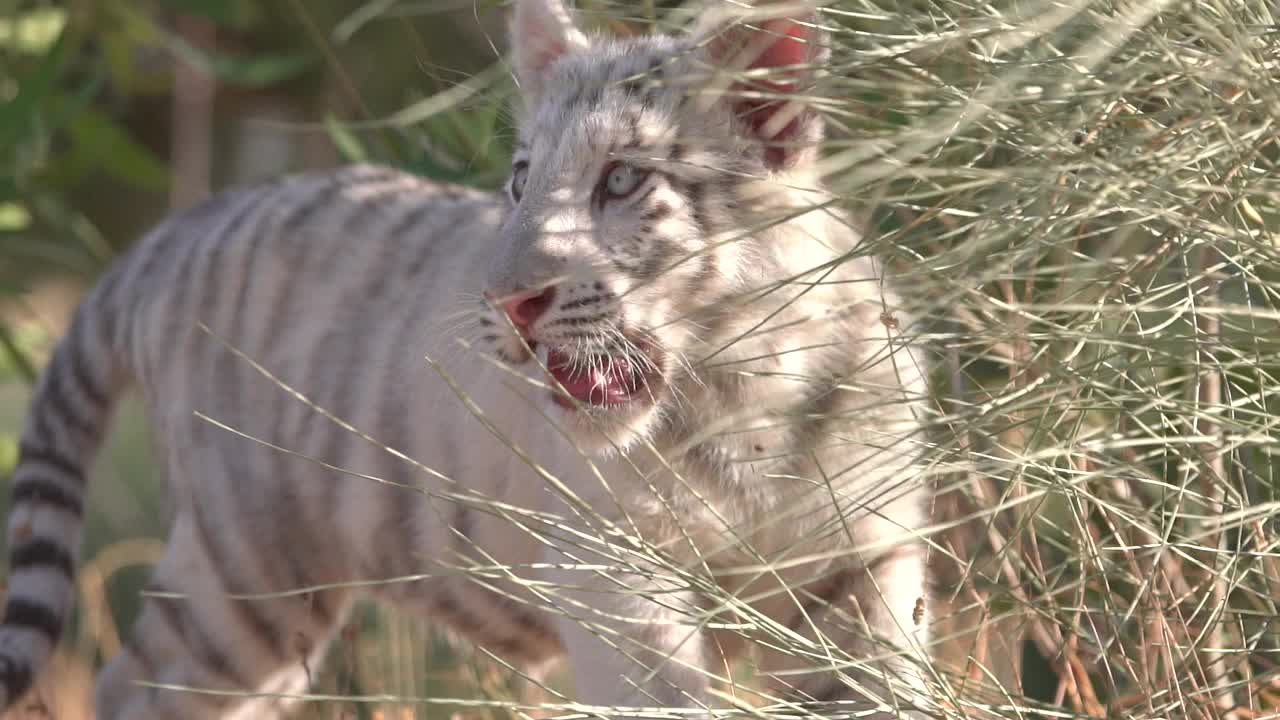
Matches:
[[2, 1, 1278, 719]]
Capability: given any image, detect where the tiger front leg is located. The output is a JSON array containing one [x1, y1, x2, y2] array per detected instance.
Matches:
[[756, 544, 934, 719], [539, 545, 718, 717], [95, 513, 350, 720]]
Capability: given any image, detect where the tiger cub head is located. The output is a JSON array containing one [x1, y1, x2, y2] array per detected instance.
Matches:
[[481, 0, 831, 453]]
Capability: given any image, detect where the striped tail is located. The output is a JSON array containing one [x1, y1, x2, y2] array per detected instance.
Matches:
[[1, 280, 128, 708]]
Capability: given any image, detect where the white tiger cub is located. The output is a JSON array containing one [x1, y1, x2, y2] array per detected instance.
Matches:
[[0, 1, 932, 717]]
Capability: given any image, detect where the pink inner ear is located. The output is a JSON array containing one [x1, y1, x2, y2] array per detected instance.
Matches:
[[751, 19, 814, 75], [734, 18, 817, 158], [530, 37, 568, 75]]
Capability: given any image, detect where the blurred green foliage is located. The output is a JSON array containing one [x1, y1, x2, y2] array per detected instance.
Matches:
[[0, 0, 519, 382]]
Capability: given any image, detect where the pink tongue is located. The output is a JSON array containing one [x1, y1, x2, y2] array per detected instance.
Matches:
[[547, 352, 634, 405]]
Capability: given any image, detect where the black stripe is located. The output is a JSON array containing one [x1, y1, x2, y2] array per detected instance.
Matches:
[[190, 509, 285, 658], [10, 539, 74, 578], [431, 589, 554, 662], [89, 262, 126, 351], [642, 236, 681, 280], [405, 202, 471, 278], [444, 508, 522, 657], [149, 589, 249, 690], [38, 357, 97, 441], [125, 224, 179, 324], [183, 184, 256, 225], [368, 433, 427, 599], [644, 201, 673, 222], [559, 295, 607, 311], [695, 243, 719, 288], [132, 178, 260, 329], [279, 178, 346, 238], [10, 478, 83, 516], [184, 186, 281, 356], [66, 315, 109, 409], [28, 412, 55, 468], [384, 202, 434, 243], [17, 442, 83, 485], [303, 588, 334, 626], [192, 174, 295, 675], [134, 185, 259, 336], [266, 470, 316, 609], [218, 598, 283, 674], [804, 677, 856, 705], [121, 632, 156, 678], [626, 107, 643, 147], [0, 654, 33, 702], [292, 325, 360, 617], [573, 85, 603, 112], [223, 188, 286, 323], [491, 591, 560, 650], [547, 312, 612, 327], [338, 193, 388, 238], [682, 179, 711, 240], [148, 589, 190, 647], [446, 506, 559, 660], [2, 598, 62, 641], [232, 179, 346, 351], [630, 183, 658, 208], [452, 504, 472, 540], [787, 569, 852, 632]]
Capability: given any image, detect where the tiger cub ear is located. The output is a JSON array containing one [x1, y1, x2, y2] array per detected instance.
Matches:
[[510, 0, 590, 104], [691, 5, 829, 172]]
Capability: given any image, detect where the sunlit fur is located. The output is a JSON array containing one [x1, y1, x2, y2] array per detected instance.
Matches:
[[0, 2, 932, 718], [484, 32, 837, 454]]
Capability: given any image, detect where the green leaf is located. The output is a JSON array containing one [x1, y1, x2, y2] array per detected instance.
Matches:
[[39, 66, 107, 138], [325, 115, 369, 164], [205, 50, 315, 88], [0, 324, 37, 384], [333, 0, 398, 45], [0, 432, 16, 477], [60, 103, 168, 192], [0, 7, 67, 54], [0, 202, 31, 231], [100, 22, 169, 96], [166, 34, 315, 88], [115, 4, 313, 89], [0, 29, 68, 157], [386, 61, 507, 128]]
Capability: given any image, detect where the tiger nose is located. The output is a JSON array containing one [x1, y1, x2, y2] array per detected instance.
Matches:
[[493, 287, 556, 332]]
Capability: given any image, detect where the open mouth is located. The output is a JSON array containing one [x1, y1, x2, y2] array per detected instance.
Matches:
[[541, 342, 664, 410]]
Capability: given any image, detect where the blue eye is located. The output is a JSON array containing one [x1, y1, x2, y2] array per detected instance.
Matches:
[[602, 163, 645, 198]]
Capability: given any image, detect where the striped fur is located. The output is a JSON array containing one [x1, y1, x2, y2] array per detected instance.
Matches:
[[2, 2, 933, 718]]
